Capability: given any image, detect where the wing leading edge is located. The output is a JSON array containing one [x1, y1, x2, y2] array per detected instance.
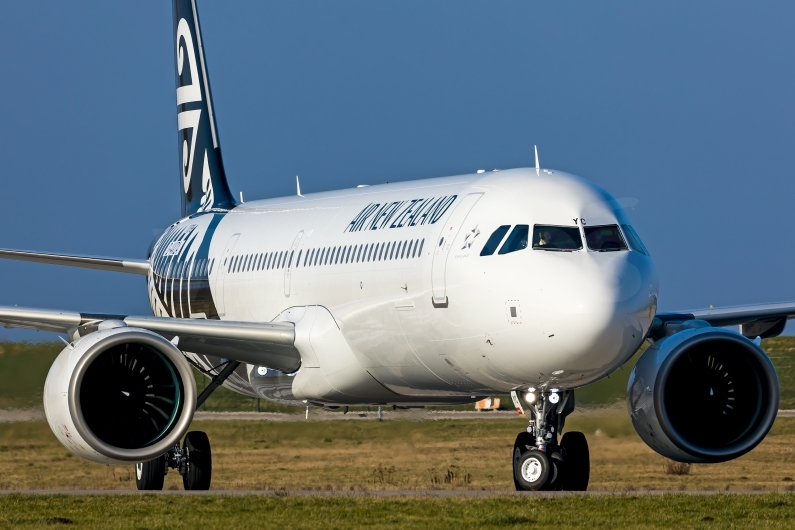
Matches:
[[0, 249, 149, 275], [0, 305, 300, 373], [656, 301, 795, 339]]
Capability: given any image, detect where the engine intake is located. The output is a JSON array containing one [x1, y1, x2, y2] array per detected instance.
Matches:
[[44, 325, 196, 464], [628, 326, 778, 463]]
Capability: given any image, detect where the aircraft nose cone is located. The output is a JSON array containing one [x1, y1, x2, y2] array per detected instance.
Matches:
[[534, 253, 656, 383]]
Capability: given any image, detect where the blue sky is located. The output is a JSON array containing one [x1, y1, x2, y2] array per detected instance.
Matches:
[[0, 1, 793, 339]]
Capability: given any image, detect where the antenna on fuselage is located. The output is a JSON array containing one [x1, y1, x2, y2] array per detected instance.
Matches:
[[296, 176, 304, 197], [534, 145, 540, 175]]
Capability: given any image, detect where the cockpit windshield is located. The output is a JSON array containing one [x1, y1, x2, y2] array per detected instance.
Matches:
[[620, 224, 650, 255], [532, 225, 583, 251], [583, 225, 628, 252]]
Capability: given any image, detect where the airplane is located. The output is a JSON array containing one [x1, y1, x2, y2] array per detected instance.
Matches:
[[0, 0, 788, 491]]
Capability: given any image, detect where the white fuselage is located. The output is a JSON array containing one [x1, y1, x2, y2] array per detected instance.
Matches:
[[147, 168, 658, 403]]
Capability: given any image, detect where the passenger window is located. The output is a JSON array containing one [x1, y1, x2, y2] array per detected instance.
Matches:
[[296, 250, 302, 266], [378, 243, 384, 261], [498, 225, 529, 255], [621, 224, 650, 256], [288, 250, 294, 267], [532, 225, 583, 251], [481, 225, 511, 256], [418, 239, 425, 256], [584, 225, 628, 252]]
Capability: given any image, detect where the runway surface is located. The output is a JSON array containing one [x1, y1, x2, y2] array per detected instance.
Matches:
[[0, 489, 784, 497], [2, 409, 795, 422]]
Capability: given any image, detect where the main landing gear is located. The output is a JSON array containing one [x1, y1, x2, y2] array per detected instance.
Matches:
[[135, 360, 239, 491], [135, 431, 213, 491], [511, 388, 589, 491]]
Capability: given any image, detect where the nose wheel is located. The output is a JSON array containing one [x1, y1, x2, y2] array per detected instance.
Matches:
[[514, 449, 551, 490]]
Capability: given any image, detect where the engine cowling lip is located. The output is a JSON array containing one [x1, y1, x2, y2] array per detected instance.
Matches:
[[652, 329, 779, 462], [67, 329, 196, 462]]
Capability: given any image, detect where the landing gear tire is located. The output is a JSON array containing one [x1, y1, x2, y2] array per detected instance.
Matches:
[[512, 432, 535, 491], [182, 431, 212, 490], [135, 454, 166, 491], [514, 449, 551, 491], [544, 452, 564, 491], [560, 431, 589, 491]]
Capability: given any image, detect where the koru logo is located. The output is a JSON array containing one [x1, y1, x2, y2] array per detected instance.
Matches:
[[176, 18, 214, 212], [462, 225, 480, 250]]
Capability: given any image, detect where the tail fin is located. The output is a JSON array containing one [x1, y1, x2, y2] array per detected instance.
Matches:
[[173, 0, 235, 216]]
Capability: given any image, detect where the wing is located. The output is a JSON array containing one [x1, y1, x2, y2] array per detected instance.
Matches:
[[656, 301, 795, 339], [0, 248, 149, 275], [0, 305, 300, 373]]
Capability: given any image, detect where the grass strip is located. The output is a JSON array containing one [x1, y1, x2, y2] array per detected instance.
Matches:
[[1, 493, 795, 529]]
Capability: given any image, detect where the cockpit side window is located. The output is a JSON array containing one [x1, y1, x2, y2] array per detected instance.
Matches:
[[480, 225, 511, 256], [620, 224, 650, 256], [584, 225, 628, 252], [498, 225, 529, 255], [532, 225, 582, 251]]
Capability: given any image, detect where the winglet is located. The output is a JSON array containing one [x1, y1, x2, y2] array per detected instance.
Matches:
[[534, 145, 540, 170], [296, 176, 303, 197]]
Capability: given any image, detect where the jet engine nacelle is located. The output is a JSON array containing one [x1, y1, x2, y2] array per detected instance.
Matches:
[[44, 324, 196, 464], [628, 326, 778, 463]]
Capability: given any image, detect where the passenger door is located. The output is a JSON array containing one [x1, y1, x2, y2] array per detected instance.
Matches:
[[431, 193, 483, 304], [214, 233, 239, 317], [284, 231, 304, 297]]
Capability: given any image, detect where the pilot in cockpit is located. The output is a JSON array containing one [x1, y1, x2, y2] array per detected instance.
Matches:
[[537, 229, 552, 247]]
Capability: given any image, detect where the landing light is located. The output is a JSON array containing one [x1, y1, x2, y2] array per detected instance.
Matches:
[[548, 392, 560, 404], [525, 392, 536, 404]]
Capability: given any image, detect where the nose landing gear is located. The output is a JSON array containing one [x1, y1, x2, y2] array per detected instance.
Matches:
[[510, 389, 589, 491]]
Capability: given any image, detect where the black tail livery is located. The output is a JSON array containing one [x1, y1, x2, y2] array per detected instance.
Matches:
[[173, 0, 235, 216]]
